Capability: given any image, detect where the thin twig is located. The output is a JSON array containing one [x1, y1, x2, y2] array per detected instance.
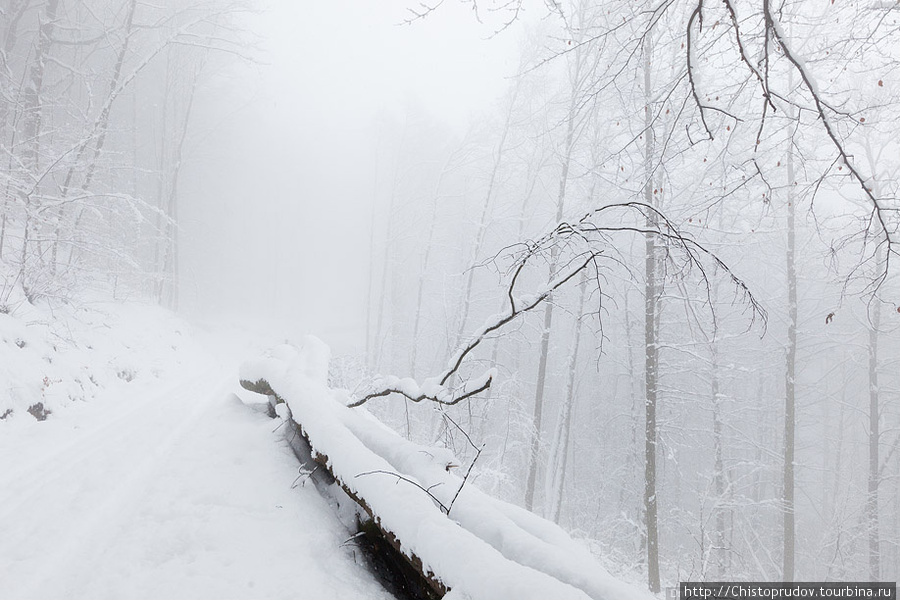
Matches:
[[447, 444, 485, 515], [355, 470, 449, 514]]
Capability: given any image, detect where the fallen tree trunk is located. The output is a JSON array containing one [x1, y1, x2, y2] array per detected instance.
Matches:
[[240, 337, 652, 600], [241, 377, 444, 599]]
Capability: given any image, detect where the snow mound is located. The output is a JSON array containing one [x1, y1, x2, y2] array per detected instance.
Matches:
[[0, 299, 197, 422], [241, 336, 653, 600]]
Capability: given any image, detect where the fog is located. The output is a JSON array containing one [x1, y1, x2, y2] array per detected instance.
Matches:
[[179, 0, 521, 350], [1, 0, 899, 593]]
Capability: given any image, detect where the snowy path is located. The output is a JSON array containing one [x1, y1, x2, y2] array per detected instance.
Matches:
[[0, 356, 390, 600]]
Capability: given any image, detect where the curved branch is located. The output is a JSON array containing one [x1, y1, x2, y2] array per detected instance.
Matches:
[[765, 4, 896, 281], [351, 202, 765, 409], [349, 251, 598, 408], [686, 0, 714, 140]]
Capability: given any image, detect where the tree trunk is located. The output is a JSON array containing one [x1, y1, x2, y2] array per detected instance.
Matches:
[[545, 271, 588, 523], [454, 78, 521, 348], [824, 372, 848, 580], [0, 0, 30, 260], [783, 133, 797, 583], [154, 49, 173, 303], [642, 41, 661, 594], [484, 141, 548, 408], [711, 333, 727, 577], [524, 70, 581, 512], [21, 0, 59, 171], [372, 119, 408, 373], [365, 147, 381, 372], [411, 154, 456, 378], [619, 287, 643, 561], [17, 0, 59, 298], [525, 293, 556, 512], [57, 0, 138, 274], [867, 264, 882, 580], [159, 56, 203, 311], [863, 143, 885, 582], [643, 223, 660, 594]]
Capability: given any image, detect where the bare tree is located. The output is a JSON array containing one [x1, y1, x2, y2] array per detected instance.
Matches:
[[867, 290, 882, 580], [523, 4, 596, 513], [416, 0, 900, 284], [453, 68, 524, 348], [0, 0, 250, 306], [641, 35, 662, 594], [782, 115, 798, 583]]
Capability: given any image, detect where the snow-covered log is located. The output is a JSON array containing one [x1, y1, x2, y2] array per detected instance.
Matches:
[[240, 336, 652, 600]]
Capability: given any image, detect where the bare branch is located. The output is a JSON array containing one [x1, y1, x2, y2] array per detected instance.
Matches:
[[355, 470, 449, 514], [765, 4, 897, 282], [447, 444, 484, 515], [348, 251, 597, 408], [350, 201, 765, 409], [722, 0, 774, 111], [686, 0, 714, 140]]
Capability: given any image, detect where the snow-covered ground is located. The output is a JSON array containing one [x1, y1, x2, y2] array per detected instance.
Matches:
[[0, 299, 195, 422], [1, 300, 654, 600], [0, 302, 390, 600]]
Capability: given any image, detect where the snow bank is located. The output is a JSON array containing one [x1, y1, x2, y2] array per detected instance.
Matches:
[[0, 299, 197, 422], [240, 337, 653, 600]]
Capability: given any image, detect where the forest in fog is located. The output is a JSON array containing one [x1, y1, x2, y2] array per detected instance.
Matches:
[[0, 0, 246, 309], [1, 0, 899, 594]]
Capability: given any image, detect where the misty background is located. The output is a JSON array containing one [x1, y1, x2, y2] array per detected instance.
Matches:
[[178, 0, 519, 350], [1, 0, 898, 593]]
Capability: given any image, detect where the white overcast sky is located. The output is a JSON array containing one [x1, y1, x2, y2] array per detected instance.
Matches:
[[259, 0, 523, 131]]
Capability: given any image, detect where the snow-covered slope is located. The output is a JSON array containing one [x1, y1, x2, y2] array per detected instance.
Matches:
[[0, 299, 196, 422], [0, 303, 392, 600]]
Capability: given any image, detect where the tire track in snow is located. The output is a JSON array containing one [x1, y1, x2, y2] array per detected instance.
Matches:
[[0, 365, 224, 599], [0, 364, 219, 525], [45, 380, 220, 580], [0, 358, 391, 600]]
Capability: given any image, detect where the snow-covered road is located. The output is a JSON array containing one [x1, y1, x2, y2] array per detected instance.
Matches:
[[0, 356, 390, 600]]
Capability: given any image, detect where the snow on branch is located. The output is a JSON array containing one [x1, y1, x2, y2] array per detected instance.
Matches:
[[348, 251, 597, 408], [351, 201, 764, 408]]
